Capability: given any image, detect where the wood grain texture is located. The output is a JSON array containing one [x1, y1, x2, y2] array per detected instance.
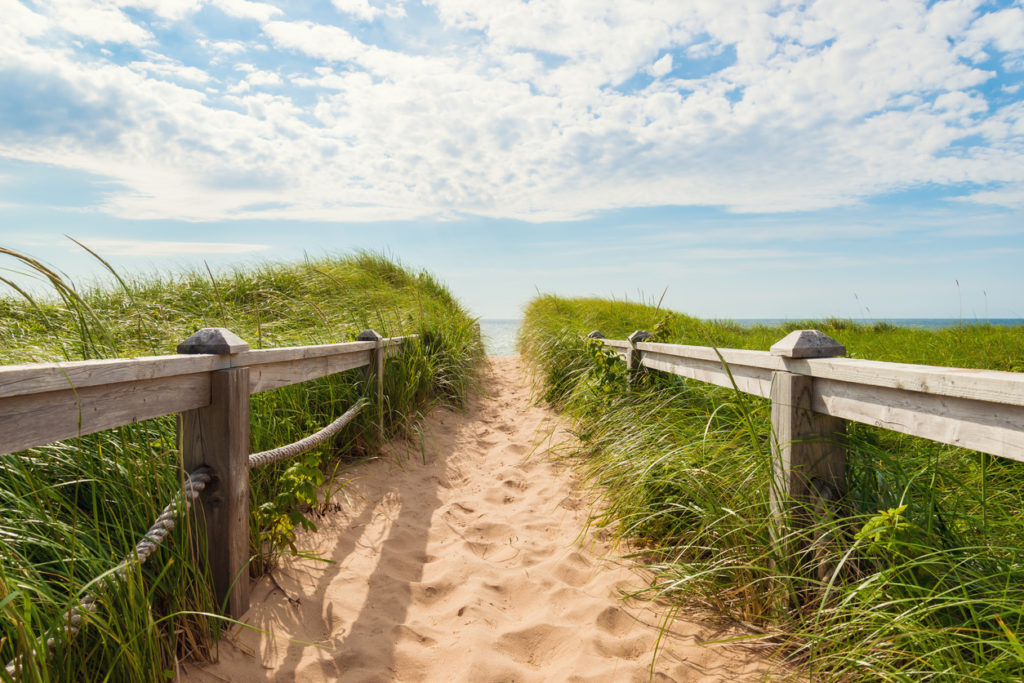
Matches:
[[640, 351, 774, 398], [232, 340, 375, 367], [179, 368, 251, 619], [770, 372, 846, 522], [812, 378, 1024, 462], [636, 341, 781, 371], [0, 373, 211, 455], [791, 357, 1024, 407], [247, 351, 371, 394], [0, 355, 224, 399]]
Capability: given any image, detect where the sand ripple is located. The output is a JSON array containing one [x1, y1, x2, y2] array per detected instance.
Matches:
[[182, 357, 777, 682]]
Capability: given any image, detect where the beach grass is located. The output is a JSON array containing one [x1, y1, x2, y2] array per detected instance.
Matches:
[[0, 249, 484, 681], [521, 294, 1024, 681]]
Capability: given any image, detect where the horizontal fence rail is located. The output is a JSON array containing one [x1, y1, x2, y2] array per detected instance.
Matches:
[[589, 328, 1024, 550], [594, 332, 1024, 463], [0, 332, 410, 456], [1, 326, 418, 674]]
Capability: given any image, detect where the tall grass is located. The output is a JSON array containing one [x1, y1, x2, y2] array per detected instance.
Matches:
[[521, 294, 1024, 680], [0, 249, 484, 681]]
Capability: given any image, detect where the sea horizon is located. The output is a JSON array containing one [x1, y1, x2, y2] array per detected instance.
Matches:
[[478, 318, 1024, 356]]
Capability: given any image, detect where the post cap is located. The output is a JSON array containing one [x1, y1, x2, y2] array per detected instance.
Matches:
[[357, 329, 384, 342], [770, 329, 846, 358], [627, 330, 651, 345], [586, 330, 604, 339], [177, 328, 249, 354]]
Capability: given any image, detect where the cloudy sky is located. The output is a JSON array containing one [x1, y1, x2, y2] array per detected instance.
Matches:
[[1, 0, 1022, 320]]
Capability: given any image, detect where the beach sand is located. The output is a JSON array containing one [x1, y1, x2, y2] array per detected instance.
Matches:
[[182, 356, 778, 682]]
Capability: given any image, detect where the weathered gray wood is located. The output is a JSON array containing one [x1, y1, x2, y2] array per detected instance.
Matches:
[[771, 330, 846, 359], [770, 331, 846, 529], [232, 340, 375, 368], [790, 357, 1024, 408], [177, 328, 250, 355], [178, 367, 251, 618], [640, 351, 774, 398], [0, 355, 224, 400], [635, 341, 780, 371], [357, 330, 385, 436], [626, 330, 650, 388], [812, 378, 1024, 462], [599, 339, 631, 350], [770, 372, 847, 517], [247, 350, 372, 394], [0, 373, 211, 455]]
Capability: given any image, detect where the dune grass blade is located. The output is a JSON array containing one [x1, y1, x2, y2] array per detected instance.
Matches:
[[520, 294, 1024, 680], [0, 248, 484, 680]]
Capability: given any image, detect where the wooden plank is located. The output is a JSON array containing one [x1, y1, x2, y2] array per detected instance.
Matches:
[[179, 368, 250, 618], [640, 351, 774, 398], [0, 373, 211, 455], [812, 378, 1024, 462], [247, 350, 371, 394], [599, 339, 632, 350], [791, 357, 1024, 408], [0, 355, 223, 400], [770, 371, 846, 519], [636, 341, 781, 371], [232, 341, 375, 367]]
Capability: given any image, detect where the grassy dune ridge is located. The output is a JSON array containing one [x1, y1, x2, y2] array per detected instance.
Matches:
[[521, 294, 1024, 681], [0, 251, 484, 681]]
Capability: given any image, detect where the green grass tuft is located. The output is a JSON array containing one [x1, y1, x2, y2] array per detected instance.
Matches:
[[521, 295, 1024, 681], [0, 248, 484, 681]]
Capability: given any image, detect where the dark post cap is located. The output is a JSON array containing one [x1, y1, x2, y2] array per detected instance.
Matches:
[[770, 329, 846, 358], [357, 329, 384, 342], [177, 328, 249, 354], [586, 330, 604, 339], [627, 330, 651, 345]]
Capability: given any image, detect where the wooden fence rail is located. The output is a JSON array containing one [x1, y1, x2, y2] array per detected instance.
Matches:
[[591, 329, 1024, 535], [0, 327, 415, 618]]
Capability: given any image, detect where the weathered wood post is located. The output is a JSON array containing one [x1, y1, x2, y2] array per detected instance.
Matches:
[[586, 330, 604, 340], [177, 328, 251, 618], [769, 330, 847, 539], [357, 329, 385, 437], [627, 330, 651, 388]]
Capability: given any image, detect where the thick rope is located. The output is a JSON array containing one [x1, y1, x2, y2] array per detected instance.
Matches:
[[6, 399, 367, 678], [248, 398, 368, 469], [4, 468, 212, 679]]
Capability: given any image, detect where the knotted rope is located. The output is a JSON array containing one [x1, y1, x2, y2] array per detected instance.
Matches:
[[248, 398, 368, 469], [6, 398, 367, 678], [4, 468, 212, 679]]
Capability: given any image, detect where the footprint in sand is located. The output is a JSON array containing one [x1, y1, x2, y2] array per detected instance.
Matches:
[[496, 624, 575, 666], [595, 605, 635, 636]]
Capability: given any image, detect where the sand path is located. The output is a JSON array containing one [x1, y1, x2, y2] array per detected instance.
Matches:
[[183, 357, 776, 682]]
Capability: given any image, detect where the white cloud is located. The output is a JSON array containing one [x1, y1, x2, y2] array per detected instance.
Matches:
[[208, 0, 282, 22], [0, 0, 1021, 222], [648, 53, 672, 78], [48, 0, 153, 45], [332, 0, 381, 22], [73, 238, 271, 255]]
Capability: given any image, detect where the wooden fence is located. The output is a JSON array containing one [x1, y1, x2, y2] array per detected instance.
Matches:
[[591, 329, 1024, 531], [0, 327, 414, 618]]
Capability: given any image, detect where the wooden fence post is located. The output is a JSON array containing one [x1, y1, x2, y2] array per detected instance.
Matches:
[[627, 330, 650, 388], [177, 328, 251, 619], [357, 329, 385, 437], [769, 330, 847, 538]]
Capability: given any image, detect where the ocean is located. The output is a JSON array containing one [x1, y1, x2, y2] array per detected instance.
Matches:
[[477, 318, 1024, 356], [479, 319, 521, 355]]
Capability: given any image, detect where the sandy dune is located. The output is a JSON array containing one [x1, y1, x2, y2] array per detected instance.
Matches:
[[183, 357, 778, 682]]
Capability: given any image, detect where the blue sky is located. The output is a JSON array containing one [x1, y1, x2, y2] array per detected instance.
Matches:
[[1, 0, 1023, 320]]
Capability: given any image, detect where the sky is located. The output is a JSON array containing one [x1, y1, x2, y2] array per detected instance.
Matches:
[[0, 0, 1022, 320]]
